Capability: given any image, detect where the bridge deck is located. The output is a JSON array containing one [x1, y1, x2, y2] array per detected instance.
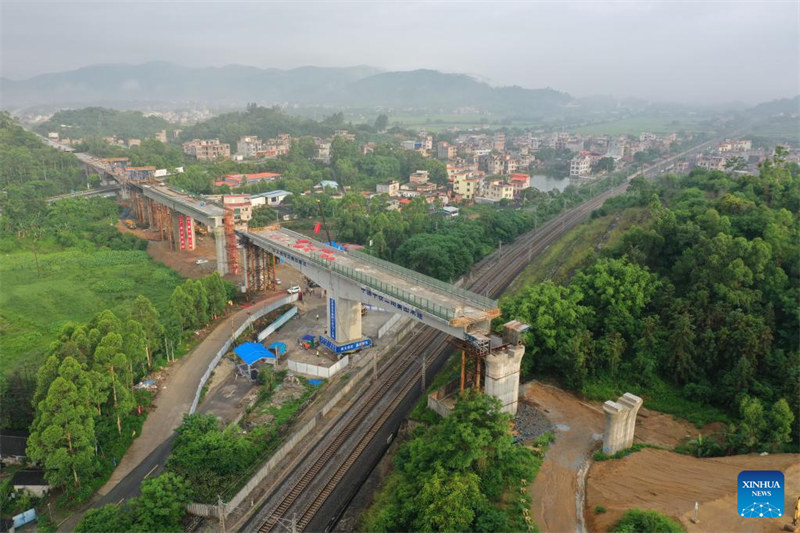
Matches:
[[140, 184, 225, 219], [246, 227, 499, 326]]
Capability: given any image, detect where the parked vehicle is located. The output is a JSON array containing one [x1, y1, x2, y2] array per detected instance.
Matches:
[[287, 285, 300, 294]]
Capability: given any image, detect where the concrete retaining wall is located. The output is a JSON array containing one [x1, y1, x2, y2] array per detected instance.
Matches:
[[288, 356, 349, 378], [377, 313, 401, 339], [257, 306, 297, 342], [189, 294, 298, 414]]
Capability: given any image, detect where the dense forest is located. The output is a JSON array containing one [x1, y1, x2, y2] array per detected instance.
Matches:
[[0, 113, 88, 221], [176, 104, 359, 146], [502, 155, 799, 452], [34, 107, 173, 141]]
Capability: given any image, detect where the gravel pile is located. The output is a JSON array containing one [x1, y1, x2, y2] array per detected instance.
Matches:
[[515, 401, 554, 442]]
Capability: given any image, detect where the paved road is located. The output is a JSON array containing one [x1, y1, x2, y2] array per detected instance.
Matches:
[[57, 293, 288, 532]]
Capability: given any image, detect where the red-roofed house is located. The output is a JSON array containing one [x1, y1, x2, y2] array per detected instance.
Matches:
[[509, 173, 531, 196], [215, 172, 282, 189]]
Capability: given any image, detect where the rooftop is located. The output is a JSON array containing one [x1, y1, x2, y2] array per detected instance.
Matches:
[[251, 190, 293, 199], [12, 470, 48, 487]]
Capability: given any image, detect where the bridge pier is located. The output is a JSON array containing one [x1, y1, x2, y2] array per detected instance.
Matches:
[[326, 295, 362, 343], [214, 225, 228, 275], [173, 215, 196, 251]]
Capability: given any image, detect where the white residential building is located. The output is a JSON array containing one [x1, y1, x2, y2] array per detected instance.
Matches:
[[570, 156, 592, 177]]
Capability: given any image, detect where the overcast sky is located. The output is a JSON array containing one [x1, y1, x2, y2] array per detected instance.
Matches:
[[2, 1, 798, 104]]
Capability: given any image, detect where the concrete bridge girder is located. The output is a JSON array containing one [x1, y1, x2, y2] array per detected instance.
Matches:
[[300, 264, 471, 342]]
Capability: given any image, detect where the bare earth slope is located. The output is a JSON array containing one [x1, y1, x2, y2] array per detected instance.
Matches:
[[586, 448, 799, 533]]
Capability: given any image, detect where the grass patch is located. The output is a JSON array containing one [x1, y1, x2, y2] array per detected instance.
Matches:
[[581, 376, 729, 428], [507, 207, 650, 293], [0, 249, 182, 373], [592, 442, 662, 462], [572, 115, 709, 136]]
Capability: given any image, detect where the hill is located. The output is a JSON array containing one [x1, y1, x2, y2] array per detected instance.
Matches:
[[34, 107, 172, 139], [1, 61, 573, 115]]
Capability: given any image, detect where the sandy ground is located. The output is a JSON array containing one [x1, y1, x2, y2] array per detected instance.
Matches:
[[523, 381, 725, 533], [586, 449, 800, 533]]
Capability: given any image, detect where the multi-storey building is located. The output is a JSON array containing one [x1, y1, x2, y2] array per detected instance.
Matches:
[[452, 174, 481, 200], [376, 180, 400, 197], [484, 179, 515, 202], [509, 173, 531, 196], [182, 139, 230, 161], [437, 141, 457, 161], [409, 170, 430, 184], [236, 136, 263, 158], [570, 155, 592, 177]]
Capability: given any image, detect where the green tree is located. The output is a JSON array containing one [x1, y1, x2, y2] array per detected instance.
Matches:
[[731, 395, 767, 452], [123, 320, 148, 377], [501, 281, 591, 379], [611, 509, 683, 533], [414, 468, 484, 532], [593, 156, 615, 173], [136, 473, 192, 531], [184, 279, 209, 327], [131, 295, 163, 369], [76, 503, 134, 533], [572, 257, 658, 339], [374, 114, 389, 132], [766, 398, 794, 451], [169, 286, 195, 332], [27, 358, 97, 492], [202, 272, 228, 319]]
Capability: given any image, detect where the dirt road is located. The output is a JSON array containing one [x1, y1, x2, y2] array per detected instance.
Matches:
[[523, 381, 718, 533]]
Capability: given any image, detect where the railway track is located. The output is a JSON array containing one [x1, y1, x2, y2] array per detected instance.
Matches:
[[244, 187, 624, 532], [244, 141, 723, 532]]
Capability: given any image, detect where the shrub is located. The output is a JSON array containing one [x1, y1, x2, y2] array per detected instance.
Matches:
[[611, 509, 684, 533]]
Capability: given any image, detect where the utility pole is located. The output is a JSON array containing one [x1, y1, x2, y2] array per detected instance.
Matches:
[[218, 495, 226, 533], [372, 349, 377, 382]]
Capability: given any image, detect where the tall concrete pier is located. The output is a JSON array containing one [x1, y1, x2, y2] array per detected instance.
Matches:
[[484, 344, 525, 414], [602, 392, 643, 455]]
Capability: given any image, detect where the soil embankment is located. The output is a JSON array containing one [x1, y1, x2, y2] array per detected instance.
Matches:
[[523, 381, 729, 533]]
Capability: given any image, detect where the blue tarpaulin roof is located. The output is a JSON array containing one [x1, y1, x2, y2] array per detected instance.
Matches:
[[308, 379, 324, 386], [268, 341, 287, 356], [233, 342, 275, 365], [301, 334, 316, 342]]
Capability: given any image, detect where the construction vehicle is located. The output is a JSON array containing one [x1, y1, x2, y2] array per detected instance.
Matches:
[[124, 219, 137, 230]]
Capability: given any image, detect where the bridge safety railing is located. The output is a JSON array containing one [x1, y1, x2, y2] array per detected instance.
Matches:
[[306, 250, 456, 322], [276, 227, 496, 312], [348, 249, 497, 310]]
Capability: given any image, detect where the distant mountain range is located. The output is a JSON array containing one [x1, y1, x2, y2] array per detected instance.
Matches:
[[0, 61, 574, 115]]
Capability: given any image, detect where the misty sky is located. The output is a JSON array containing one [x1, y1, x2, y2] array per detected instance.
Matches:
[[2, 1, 798, 104]]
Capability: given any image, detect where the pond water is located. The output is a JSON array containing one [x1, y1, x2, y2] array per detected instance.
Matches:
[[530, 174, 571, 192]]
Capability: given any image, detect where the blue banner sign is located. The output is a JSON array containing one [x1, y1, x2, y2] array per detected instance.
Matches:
[[360, 287, 425, 320], [319, 336, 372, 354], [329, 298, 336, 340]]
